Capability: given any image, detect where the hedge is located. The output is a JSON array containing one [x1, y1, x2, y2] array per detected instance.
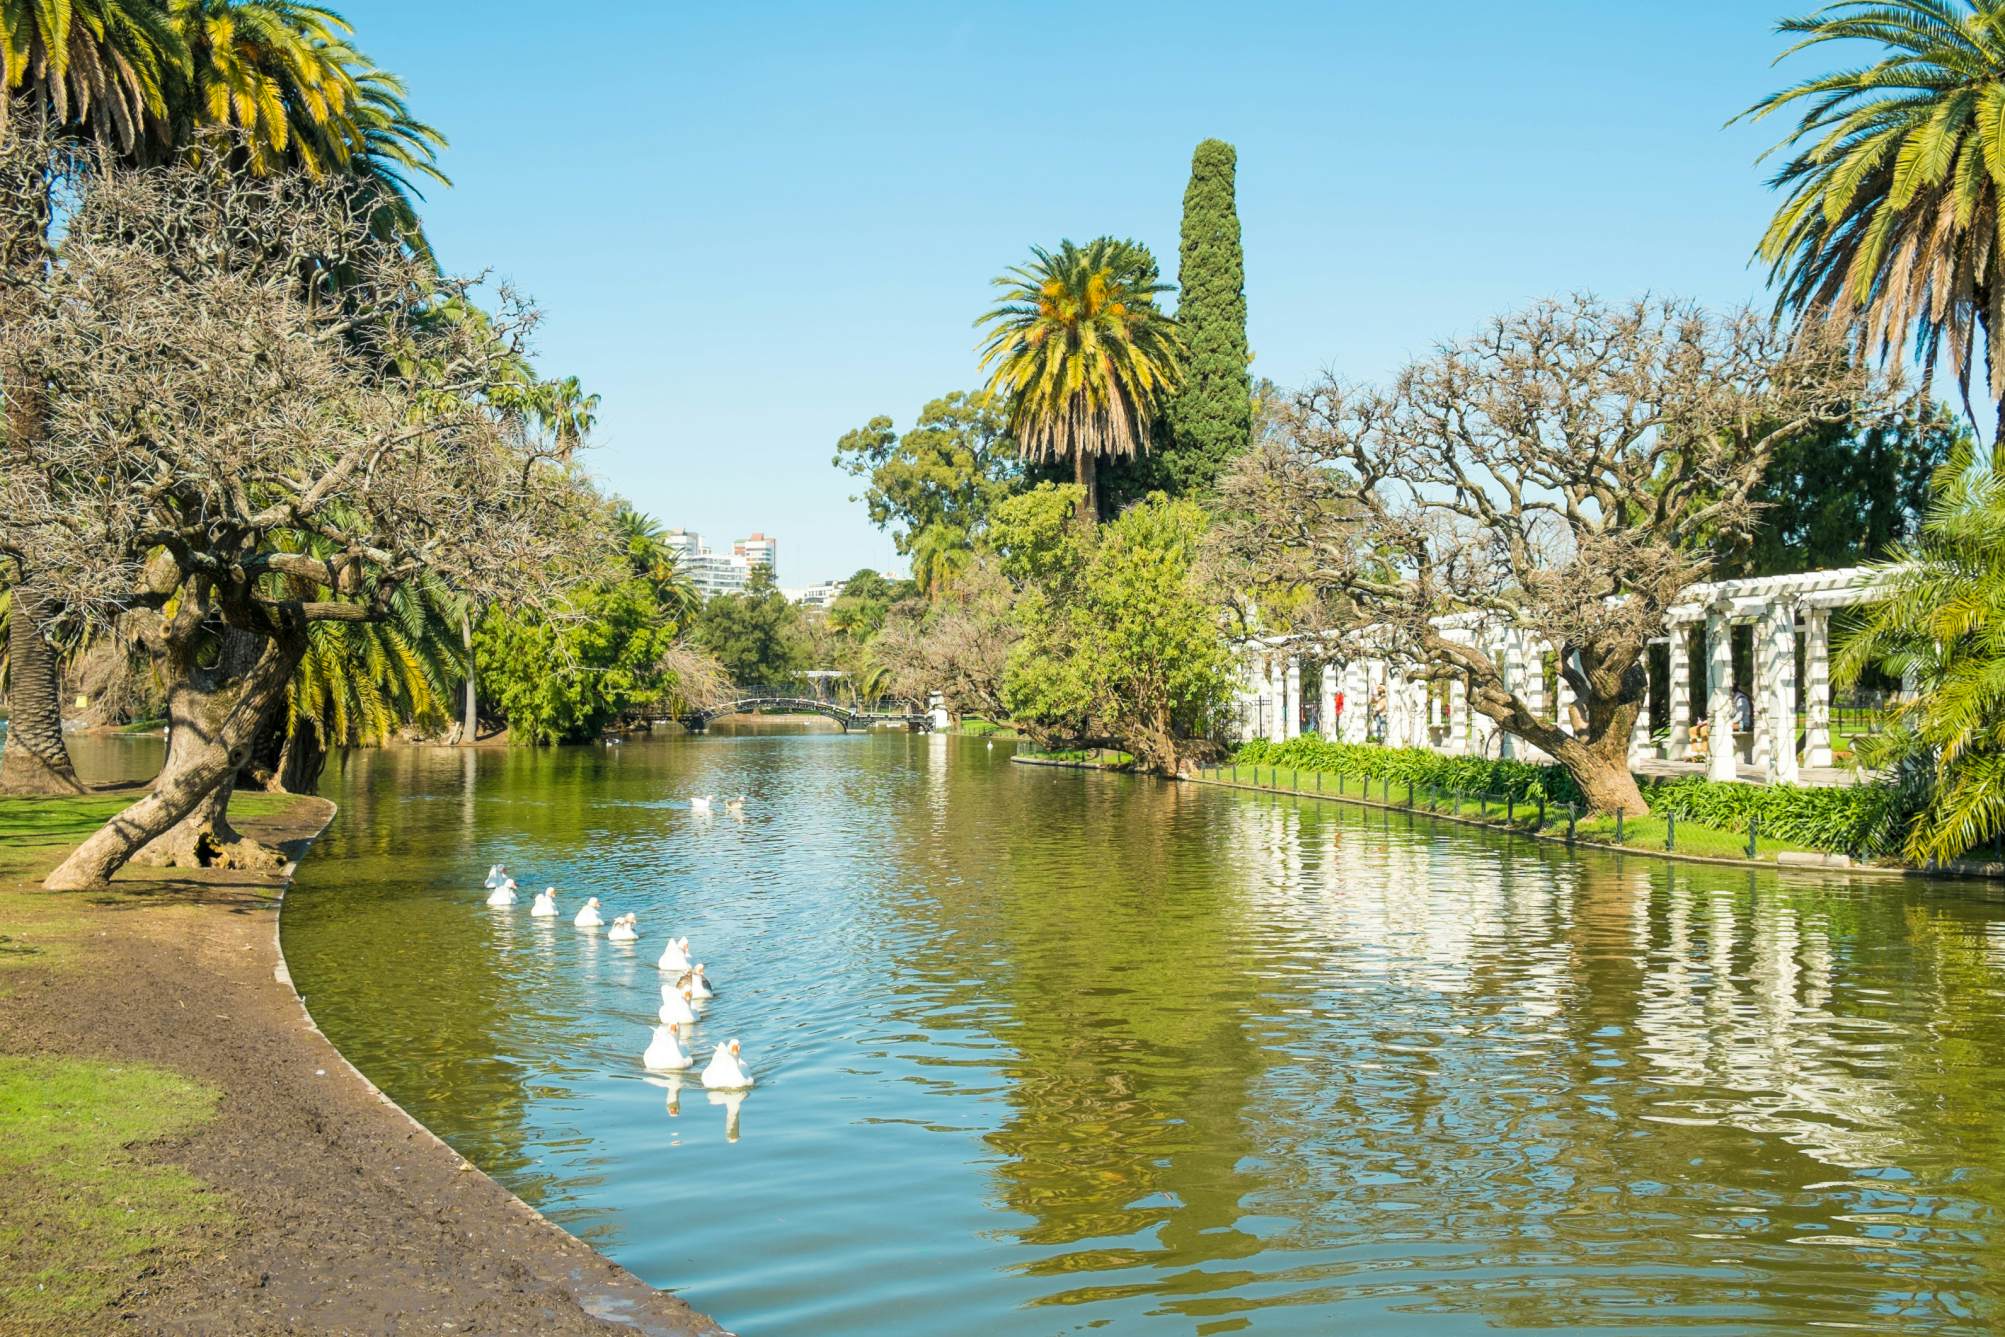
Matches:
[[1229, 737, 1913, 858]]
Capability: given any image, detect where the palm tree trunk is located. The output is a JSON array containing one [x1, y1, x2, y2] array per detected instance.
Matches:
[[1074, 449, 1098, 525], [0, 582, 84, 795], [459, 608, 478, 744]]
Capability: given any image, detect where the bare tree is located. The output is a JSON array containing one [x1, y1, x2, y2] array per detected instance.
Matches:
[[1219, 296, 1892, 815], [0, 138, 599, 888], [872, 560, 1019, 722]]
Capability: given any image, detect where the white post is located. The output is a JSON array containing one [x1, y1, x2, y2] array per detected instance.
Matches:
[[1291, 657, 1307, 741], [1770, 603, 1800, 785], [1805, 609, 1833, 768], [1556, 655, 1577, 736], [1668, 625, 1691, 761], [1752, 604, 1775, 777], [1385, 667, 1406, 747], [1320, 663, 1338, 740], [1342, 661, 1367, 743], [1447, 675, 1468, 756], [1267, 655, 1286, 744], [1629, 649, 1654, 764], [1707, 607, 1738, 783], [1497, 635, 1520, 761]]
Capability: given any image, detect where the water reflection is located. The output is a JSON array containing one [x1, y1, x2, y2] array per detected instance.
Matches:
[[284, 733, 2005, 1336]]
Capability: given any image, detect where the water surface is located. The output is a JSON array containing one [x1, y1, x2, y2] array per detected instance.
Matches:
[[283, 729, 2005, 1335]]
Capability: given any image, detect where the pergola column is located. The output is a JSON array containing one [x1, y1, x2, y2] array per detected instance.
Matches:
[[1320, 663, 1339, 740], [1447, 675, 1468, 756], [1285, 656, 1303, 741], [1706, 606, 1737, 783], [1668, 626, 1692, 760], [1752, 605, 1775, 777], [1805, 609, 1833, 768], [1556, 656, 1577, 736], [1342, 661, 1367, 743], [1496, 637, 1520, 760], [1767, 602, 1800, 785], [1266, 655, 1286, 744]]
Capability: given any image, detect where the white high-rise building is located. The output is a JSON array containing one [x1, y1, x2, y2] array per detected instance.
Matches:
[[665, 529, 781, 600], [734, 533, 777, 575]]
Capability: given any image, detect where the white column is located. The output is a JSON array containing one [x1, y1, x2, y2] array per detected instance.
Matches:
[[1385, 667, 1406, 747], [1752, 604, 1775, 777], [1629, 650, 1654, 764], [1497, 636, 1520, 760], [1707, 607, 1737, 783], [1342, 661, 1367, 744], [1555, 651, 1577, 736], [1285, 656, 1303, 741], [1411, 678, 1431, 751], [1668, 626, 1691, 760], [1805, 609, 1833, 768], [1320, 663, 1338, 740], [1267, 655, 1286, 744], [1447, 675, 1468, 756], [1769, 603, 1799, 785]]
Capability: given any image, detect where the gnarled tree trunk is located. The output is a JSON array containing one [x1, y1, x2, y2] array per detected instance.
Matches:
[[45, 620, 303, 891], [0, 582, 84, 795]]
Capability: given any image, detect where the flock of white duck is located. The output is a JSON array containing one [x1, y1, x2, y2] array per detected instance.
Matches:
[[482, 848, 755, 1092]]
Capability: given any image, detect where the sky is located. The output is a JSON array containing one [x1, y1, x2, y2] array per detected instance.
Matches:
[[341, 0, 1815, 585]]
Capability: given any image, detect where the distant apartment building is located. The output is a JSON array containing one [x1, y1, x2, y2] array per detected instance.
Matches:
[[666, 529, 781, 600], [791, 578, 847, 608]]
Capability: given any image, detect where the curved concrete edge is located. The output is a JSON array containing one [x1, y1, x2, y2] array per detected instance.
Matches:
[[267, 798, 731, 1337]]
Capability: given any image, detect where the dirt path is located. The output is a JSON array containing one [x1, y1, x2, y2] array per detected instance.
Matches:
[[0, 796, 727, 1336]]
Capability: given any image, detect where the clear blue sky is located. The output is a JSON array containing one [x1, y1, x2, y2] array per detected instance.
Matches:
[[342, 0, 1810, 584]]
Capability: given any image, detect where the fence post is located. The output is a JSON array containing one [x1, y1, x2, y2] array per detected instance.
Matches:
[[1507, 794, 1515, 824], [1407, 780, 1414, 809], [1480, 791, 1488, 819], [1567, 802, 1577, 846], [1615, 809, 1625, 846], [1747, 815, 1759, 860], [1316, 771, 1323, 796], [1666, 812, 1676, 853]]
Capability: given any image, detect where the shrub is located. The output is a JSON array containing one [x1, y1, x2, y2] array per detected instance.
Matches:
[[1228, 737, 1580, 805]]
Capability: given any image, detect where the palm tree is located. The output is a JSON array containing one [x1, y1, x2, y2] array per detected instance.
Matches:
[[1742, 1, 2005, 441], [1835, 451, 2005, 862], [977, 237, 1183, 524], [0, 0, 188, 152], [538, 375, 600, 459]]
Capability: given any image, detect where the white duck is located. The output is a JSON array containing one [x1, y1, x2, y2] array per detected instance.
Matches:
[[657, 937, 691, 972], [483, 863, 508, 889], [702, 1039, 754, 1090], [607, 913, 639, 943], [659, 985, 698, 1027], [689, 795, 714, 814], [573, 897, 604, 929], [529, 887, 559, 918], [681, 963, 714, 1002], [643, 1022, 691, 1071], [485, 878, 518, 908]]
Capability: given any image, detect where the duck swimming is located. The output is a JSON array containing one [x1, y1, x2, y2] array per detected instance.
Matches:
[[689, 795, 714, 813], [485, 878, 518, 908], [659, 985, 698, 1027], [607, 912, 639, 943], [724, 794, 747, 816], [643, 1022, 691, 1071], [657, 937, 691, 972], [701, 1039, 754, 1090], [680, 964, 714, 1001], [483, 863, 508, 889], [573, 897, 604, 929], [529, 887, 559, 917]]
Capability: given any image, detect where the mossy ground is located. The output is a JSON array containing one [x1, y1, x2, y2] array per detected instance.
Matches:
[[0, 789, 289, 1331]]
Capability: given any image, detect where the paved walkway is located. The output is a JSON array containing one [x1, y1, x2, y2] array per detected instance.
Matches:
[[1634, 758, 1869, 788]]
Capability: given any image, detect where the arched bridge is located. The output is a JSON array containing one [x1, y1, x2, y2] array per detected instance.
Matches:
[[674, 689, 932, 734]]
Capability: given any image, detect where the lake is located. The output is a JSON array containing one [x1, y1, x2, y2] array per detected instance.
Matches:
[[276, 727, 2005, 1335]]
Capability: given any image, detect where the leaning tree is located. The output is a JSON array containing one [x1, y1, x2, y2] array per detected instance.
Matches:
[[1219, 296, 1894, 815], [0, 135, 598, 889]]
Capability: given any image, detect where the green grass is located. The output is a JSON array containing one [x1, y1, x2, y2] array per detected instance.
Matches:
[[955, 719, 1020, 738], [0, 1057, 222, 1328], [1199, 762, 1820, 864], [1020, 746, 1136, 769]]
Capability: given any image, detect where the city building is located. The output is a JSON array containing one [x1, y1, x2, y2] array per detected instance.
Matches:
[[665, 529, 780, 600], [792, 578, 847, 608]]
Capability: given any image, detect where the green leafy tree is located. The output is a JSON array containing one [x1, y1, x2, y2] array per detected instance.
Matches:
[[995, 484, 1231, 772], [834, 389, 1020, 596], [1163, 138, 1250, 494], [1742, 0, 2005, 438], [977, 237, 1184, 524], [474, 578, 681, 745], [693, 566, 807, 688], [1836, 453, 2005, 863]]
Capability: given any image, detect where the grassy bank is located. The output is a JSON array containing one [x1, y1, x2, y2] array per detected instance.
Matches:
[[0, 789, 288, 1332]]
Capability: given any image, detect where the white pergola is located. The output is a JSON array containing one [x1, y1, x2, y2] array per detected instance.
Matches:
[[1230, 565, 1899, 783]]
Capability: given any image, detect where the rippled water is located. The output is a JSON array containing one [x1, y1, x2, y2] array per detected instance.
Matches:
[[280, 728, 2005, 1335]]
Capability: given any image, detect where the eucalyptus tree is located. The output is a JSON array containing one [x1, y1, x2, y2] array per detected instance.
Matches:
[[1742, 0, 2005, 441], [977, 238, 1183, 524]]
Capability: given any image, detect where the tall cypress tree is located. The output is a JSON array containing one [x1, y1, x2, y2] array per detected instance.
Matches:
[[1163, 138, 1251, 494]]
